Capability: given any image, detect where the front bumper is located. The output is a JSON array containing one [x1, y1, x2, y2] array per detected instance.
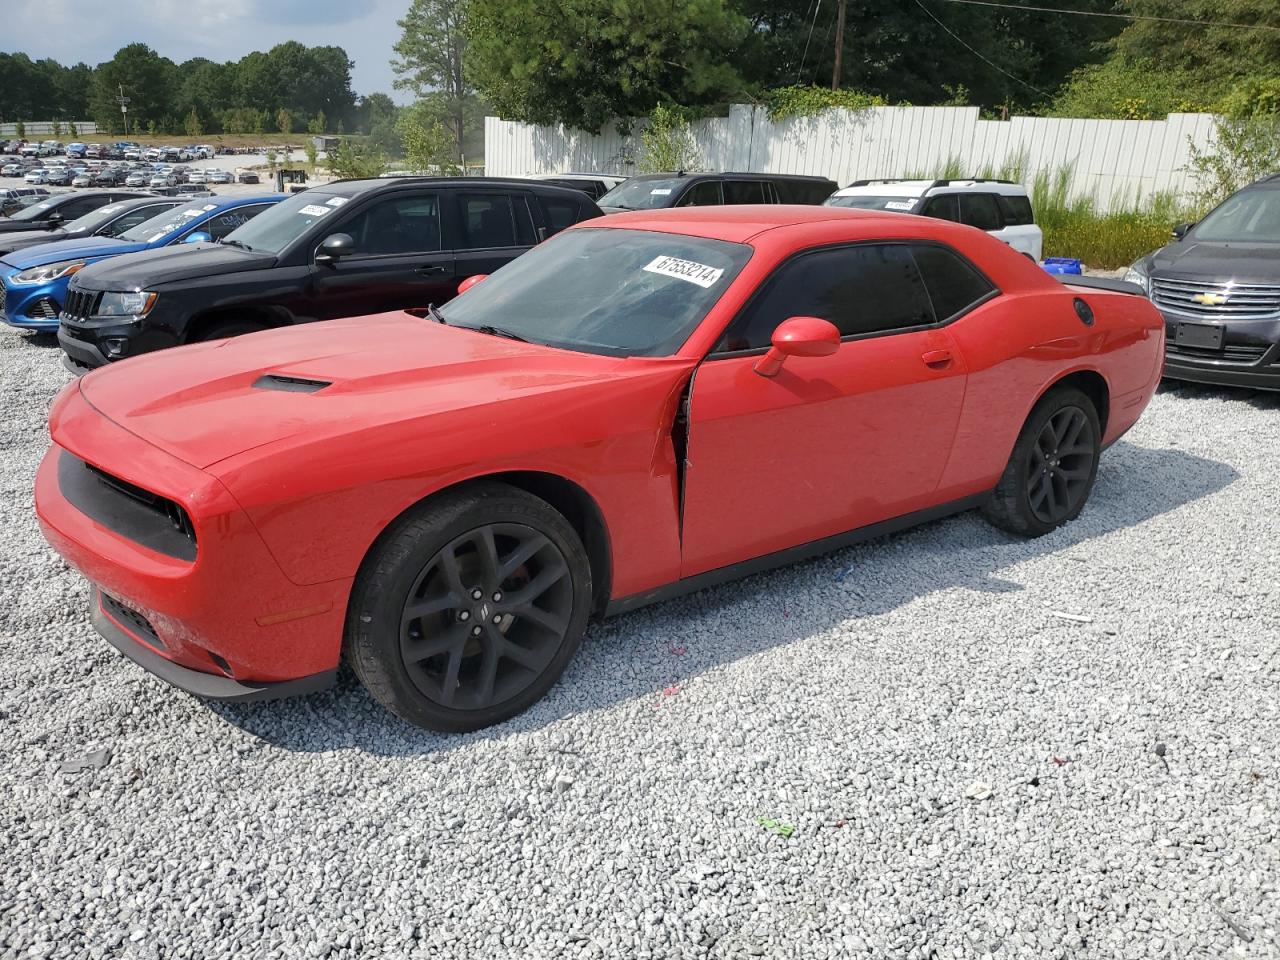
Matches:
[[1159, 310, 1280, 391], [35, 385, 351, 699], [1, 280, 63, 332]]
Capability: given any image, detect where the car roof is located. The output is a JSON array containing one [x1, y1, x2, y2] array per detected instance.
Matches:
[[625, 171, 835, 184], [318, 176, 598, 201], [582, 204, 912, 243], [833, 178, 1029, 198]]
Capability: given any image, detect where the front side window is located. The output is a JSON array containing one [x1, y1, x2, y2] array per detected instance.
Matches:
[[921, 195, 960, 221], [437, 227, 752, 357], [339, 194, 443, 256], [677, 181, 722, 207], [198, 204, 271, 241], [715, 244, 934, 352], [101, 203, 179, 237], [959, 194, 1002, 232]]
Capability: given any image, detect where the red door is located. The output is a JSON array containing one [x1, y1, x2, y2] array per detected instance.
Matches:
[[679, 242, 972, 578]]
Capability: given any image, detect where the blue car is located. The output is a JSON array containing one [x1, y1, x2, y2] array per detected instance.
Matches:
[[0, 194, 285, 331]]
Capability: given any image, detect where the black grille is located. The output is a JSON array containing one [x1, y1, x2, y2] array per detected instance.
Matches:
[[101, 593, 165, 649], [0, 283, 6, 317], [58, 452, 197, 561], [1166, 342, 1268, 365], [26, 297, 59, 320], [61, 287, 100, 321]]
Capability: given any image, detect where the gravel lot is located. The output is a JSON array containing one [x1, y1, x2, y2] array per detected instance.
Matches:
[[1, 328, 1277, 959]]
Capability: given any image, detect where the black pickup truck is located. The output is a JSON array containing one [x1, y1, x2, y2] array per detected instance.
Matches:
[[59, 177, 602, 370]]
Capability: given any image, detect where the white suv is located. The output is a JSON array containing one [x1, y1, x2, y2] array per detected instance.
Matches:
[[825, 178, 1043, 262]]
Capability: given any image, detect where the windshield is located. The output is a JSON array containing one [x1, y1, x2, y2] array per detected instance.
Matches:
[[120, 203, 216, 243], [11, 198, 60, 221], [825, 195, 918, 212], [222, 191, 347, 254], [598, 178, 684, 210], [65, 203, 130, 233], [1193, 188, 1280, 243], [437, 227, 752, 357]]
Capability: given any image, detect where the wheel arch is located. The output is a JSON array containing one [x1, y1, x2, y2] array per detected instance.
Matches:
[[1035, 368, 1110, 437], [358, 471, 614, 619], [183, 304, 294, 343]]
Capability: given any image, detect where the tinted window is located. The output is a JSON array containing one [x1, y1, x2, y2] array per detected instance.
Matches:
[[959, 194, 1002, 231], [222, 190, 347, 255], [995, 194, 1034, 226], [716, 244, 934, 352], [911, 244, 996, 321], [199, 204, 271, 241], [103, 203, 178, 237], [341, 194, 442, 255], [514, 197, 537, 245], [921, 195, 960, 221], [460, 193, 518, 249], [678, 181, 721, 206], [723, 180, 767, 204], [827, 195, 919, 213], [541, 196, 580, 234], [774, 179, 836, 203], [598, 177, 683, 210]]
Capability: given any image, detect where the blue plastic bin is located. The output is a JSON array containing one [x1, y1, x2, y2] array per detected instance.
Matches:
[[1042, 257, 1083, 275]]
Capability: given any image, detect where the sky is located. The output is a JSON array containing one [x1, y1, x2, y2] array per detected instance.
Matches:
[[6, 0, 412, 101]]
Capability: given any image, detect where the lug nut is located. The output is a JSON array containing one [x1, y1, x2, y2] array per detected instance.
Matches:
[[471, 588, 483, 600], [458, 610, 470, 621], [492, 591, 502, 602], [471, 625, 482, 636], [493, 615, 502, 623]]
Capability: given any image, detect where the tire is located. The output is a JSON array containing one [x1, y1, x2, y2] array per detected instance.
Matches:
[[981, 386, 1101, 537], [192, 320, 268, 343], [345, 482, 592, 731]]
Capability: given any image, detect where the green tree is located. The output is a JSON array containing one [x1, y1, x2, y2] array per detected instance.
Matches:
[[326, 139, 387, 179], [276, 107, 292, 135], [394, 0, 470, 160], [305, 140, 318, 169], [465, 0, 749, 132], [307, 111, 327, 135], [51, 119, 62, 136], [185, 107, 203, 138], [15, 120, 25, 139], [397, 100, 462, 173], [1187, 113, 1280, 210], [89, 44, 177, 135], [637, 104, 702, 172]]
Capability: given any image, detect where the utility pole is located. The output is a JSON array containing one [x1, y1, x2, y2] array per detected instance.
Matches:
[[116, 85, 131, 137], [831, 0, 847, 90]]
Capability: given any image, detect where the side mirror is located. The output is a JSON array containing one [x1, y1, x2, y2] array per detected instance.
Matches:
[[753, 316, 841, 377], [183, 231, 212, 244], [315, 232, 354, 265], [46, 211, 63, 225], [457, 274, 488, 295], [1171, 222, 1194, 240]]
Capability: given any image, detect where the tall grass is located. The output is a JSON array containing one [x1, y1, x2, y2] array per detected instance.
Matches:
[[908, 156, 1188, 268]]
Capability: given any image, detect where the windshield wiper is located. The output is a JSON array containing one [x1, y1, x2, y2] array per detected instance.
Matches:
[[426, 302, 447, 324], [218, 238, 254, 251], [465, 324, 529, 343]]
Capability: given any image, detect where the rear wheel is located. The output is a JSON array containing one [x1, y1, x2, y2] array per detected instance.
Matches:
[[981, 386, 1101, 537], [345, 483, 592, 731]]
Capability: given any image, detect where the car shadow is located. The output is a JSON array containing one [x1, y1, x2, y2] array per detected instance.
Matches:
[[1158, 377, 1280, 412], [209, 439, 1238, 755]]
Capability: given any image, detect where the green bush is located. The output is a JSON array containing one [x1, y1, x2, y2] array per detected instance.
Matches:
[[764, 86, 886, 121]]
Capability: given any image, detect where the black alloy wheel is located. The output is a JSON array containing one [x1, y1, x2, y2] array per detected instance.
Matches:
[[1026, 405, 1094, 525]]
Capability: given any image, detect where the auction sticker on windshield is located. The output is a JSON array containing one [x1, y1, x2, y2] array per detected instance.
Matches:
[[885, 201, 914, 211], [298, 204, 332, 217], [643, 255, 724, 288]]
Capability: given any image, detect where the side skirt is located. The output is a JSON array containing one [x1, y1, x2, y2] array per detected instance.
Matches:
[[605, 490, 992, 618]]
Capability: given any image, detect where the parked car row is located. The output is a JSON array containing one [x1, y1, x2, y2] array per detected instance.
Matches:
[[0, 139, 218, 162]]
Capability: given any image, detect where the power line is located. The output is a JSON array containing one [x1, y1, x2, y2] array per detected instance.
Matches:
[[939, 0, 1280, 34], [912, 0, 1054, 99], [797, 0, 824, 84]]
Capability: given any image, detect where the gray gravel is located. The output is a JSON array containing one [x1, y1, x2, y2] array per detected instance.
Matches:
[[2, 328, 1278, 959]]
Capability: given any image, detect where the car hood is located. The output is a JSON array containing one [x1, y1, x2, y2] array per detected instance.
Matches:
[[74, 243, 276, 290], [78, 311, 679, 470], [2, 235, 136, 270], [0, 227, 73, 255], [1149, 240, 1280, 285]]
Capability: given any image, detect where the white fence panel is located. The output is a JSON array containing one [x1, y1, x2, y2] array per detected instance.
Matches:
[[0, 121, 98, 137], [485, 105, 1219, 206]]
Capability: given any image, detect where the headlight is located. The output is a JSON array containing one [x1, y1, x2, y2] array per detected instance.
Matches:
[[96, 291, 157, 318], [12, 260, 85, 285], [1123, 261, 1151, 296]]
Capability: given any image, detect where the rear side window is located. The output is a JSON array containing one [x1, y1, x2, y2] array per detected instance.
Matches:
[[773, 179, 835, 204], [723, 180, 767, 204], [460, 193, 520, 249], [910, 244, 996, 321], [959, 194, 1002, 231], [996, 194, 1035, 225], [921, 195, 960, 222], [715, 243, 934, 352], [340, 194, 443, 255], [540, 196, 580, 235], [678, 180, 721, 207]]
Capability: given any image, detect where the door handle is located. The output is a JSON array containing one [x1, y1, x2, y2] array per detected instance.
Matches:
[[416, 264, 448, 276], [921, 349, 953, 367]]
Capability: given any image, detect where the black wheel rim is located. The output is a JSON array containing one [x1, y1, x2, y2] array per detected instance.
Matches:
[[399, 523, 572, 711], [1026, 405, 1094, 524]]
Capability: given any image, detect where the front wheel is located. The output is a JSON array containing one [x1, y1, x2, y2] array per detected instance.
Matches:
[[981, 386, 1101, 537], [345, 483, 592, 731]]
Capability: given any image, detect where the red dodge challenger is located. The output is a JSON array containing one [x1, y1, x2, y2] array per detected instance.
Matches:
[[36, 206, 1164, 730]]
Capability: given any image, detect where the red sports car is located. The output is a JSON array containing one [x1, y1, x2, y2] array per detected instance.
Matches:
[[36, 207, 1164, 730]]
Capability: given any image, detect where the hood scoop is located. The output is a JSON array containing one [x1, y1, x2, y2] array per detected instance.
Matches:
[[252, 373, 332, 394]]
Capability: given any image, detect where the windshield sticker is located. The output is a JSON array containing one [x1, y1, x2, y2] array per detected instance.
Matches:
[[298, 204, 332, 217], [325, 197, 349, 207], [181, 208, 204, 217], [643, 255, 724, 289], [202, 204, 217, 212], [885, 200, 914, 211], [148, 232, 167, 242], [98, 205, 123, 215], [649, 188, 672, 196]]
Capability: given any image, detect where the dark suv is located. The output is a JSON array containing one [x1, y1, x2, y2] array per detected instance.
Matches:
[[59, 177, 602, 370], [1126, 173, 1280, 390], [598, 172, 836, 213]]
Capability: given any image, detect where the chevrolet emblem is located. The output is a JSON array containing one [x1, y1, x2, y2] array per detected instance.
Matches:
[[1191, 292, 1228, 306]]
